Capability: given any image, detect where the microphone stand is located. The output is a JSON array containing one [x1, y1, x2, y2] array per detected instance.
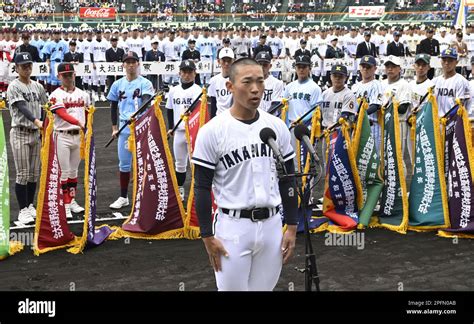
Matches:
[[277, 139, 322, 292]]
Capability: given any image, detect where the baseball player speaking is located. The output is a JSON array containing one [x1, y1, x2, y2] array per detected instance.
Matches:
[[49, 62, 90, 219], [192, 58, 298, 291], [166, 60, 202, 201], [7, 52, 48, 225], [107, 51, 154, 209]]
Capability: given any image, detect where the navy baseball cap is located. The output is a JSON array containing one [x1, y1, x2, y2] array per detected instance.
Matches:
[[360, 55, 377, 66], [179, 60, 196, 70], [295, 55, 311, 66], [57, 62, 75, 74], [14, 52, 33, 65], [122, 51, 140, 62], [331, 64, 348, 76], [441, 48, 458, 60], [256, 51, 271, 63]]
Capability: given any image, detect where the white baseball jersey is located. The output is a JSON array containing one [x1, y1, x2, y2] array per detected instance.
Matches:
[[161, 39, 181, 61], [81, 39, 94, 61], [381, 78, 412, 120], [191, 109, 295, 210], [464, 33, 474, 52], [90, 38, 109, 62], [341, 34, 360, 57], [352, 79, 384, 121], [196, 36, 216, 58], [231, 36, 251, 58], [409, 78, 434, 109], [259, 75, 285, 112], [143, 35, 152, 52], [321, 86, 358, 127], [208, 73, 233, 114], [433, 73, 471, 117], [49, 87, 90, 131], [436, 34, 455, 52], [469, 80, 474, 117], [126, 37, 145, 59], [283, 78, 323, 122], [285, 37, 300, 58], [266, 36, 284, 57], [165, 83, 202, 131], [118, 38, 129, 53]]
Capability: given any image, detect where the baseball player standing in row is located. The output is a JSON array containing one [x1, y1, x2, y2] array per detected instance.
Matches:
[[255, 51, 284, 113], [107, 51, 154, 209], [49, 62, 89, 219], [433, 48, 471, 117], [410, 54, 434, 109], [351, 55, 383, 153], [7, 52, 48, 225], [208, 48, 235, 117], [192, 58, 298, 291], [166, 60, 202, 201]]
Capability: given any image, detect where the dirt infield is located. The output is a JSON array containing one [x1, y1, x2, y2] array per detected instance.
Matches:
[[1, 107, 474, 292]]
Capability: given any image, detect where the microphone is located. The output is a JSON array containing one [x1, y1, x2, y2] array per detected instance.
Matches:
[[294, 124, 319, 163], [259, 127, 287, 167]]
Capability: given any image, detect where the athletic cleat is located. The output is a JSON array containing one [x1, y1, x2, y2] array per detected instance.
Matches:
[[18, 207, 35, 225], [28, 204, 36, 218], [109, 197, 129, 209], [99, 94, 107, 102], [70, 199, 85, 213]]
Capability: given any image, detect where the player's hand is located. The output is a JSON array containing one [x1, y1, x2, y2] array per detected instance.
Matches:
[[79, 122, 85, 132], [167, 129, 174, 137], [202, 236, 229, 272], [111, 129, 119, 139], [33, 119, 43, 130], [281, 225, 297, 264]]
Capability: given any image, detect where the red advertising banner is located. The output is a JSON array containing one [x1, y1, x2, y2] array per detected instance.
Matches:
[[79, 7, 116, 19]]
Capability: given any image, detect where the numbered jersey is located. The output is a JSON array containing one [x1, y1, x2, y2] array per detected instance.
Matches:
[[259, 75, 284, 112], [165, 83, 202, 130], [49, 86, 90, 131]]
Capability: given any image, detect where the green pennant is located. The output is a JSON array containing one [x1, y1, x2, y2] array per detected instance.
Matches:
[[0, 112, 10, 259], [354, 104, 384, 227], [408, 95, 449, 230], [379, 101, 409, 233]]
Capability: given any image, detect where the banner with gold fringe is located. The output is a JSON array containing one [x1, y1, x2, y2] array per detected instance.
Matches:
[[352, 100, 384, 228], [322, 120, 363, 233], [183, 88, 217, 239], [377, 100, 409, 234], [110, 96, 186, 240], [34, 109, 78, 255], [438, 102, 474, 238], [0, 107, 23, 260], [68, 107, 114, 254], [408, 94, 450, 231]]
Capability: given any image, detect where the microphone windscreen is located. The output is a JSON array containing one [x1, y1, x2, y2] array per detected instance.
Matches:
[[259, 127, 277, 144], [294, 124, 310, 141]]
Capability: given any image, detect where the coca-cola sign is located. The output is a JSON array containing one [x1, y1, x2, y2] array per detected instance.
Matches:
[[79, 7, 116, 19]]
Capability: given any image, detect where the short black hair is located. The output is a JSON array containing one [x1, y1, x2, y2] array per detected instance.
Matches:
[[229, 58, 262, 83]]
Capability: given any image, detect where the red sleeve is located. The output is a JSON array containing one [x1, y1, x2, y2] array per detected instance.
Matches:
[[54, 108, 80, 126]]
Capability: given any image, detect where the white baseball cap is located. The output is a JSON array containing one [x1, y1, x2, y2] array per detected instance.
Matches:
[[384, 55, 402, 67], [440, 27, 447, 32], [218, 48, 235, 59]]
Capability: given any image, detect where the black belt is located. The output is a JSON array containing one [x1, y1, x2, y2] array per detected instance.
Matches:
[[56, 129, 80, 135], [202, 55, 211, 58], [17, 126, 39, 133], [221, 206, 279, 221]]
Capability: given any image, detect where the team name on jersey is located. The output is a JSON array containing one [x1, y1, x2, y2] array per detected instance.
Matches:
[[19, 91, 42, 102], [321, 101, 343, 109], [263, 89, 274, 101], [118, 88, 142, 101], [61, 98, 86, 109], [290, 92, 312, 102], [437, 88, 455, 97], [219, 142, 276, 170], [216, 88, 231, 97], [172, 97, 193, 105]]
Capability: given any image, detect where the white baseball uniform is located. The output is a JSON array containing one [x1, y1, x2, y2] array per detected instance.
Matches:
[[433, 73, 471, 117], [208, 73, 233, 115], [166, 83, 202, 173], [259, 74, 284, 113], [191, 109, 295, 291]]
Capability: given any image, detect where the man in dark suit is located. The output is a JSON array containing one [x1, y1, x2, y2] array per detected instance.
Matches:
[[145, 38, 165, 90], [253, 34, 273, 58], [181, 39, 201, 85], [105, 36, 125, 94], [294, 39, 311, 58], [63, 40, 84, 89], [416, 28, 440, 79], [386, 31, 410, 57], [356, 31, 377, 58]]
